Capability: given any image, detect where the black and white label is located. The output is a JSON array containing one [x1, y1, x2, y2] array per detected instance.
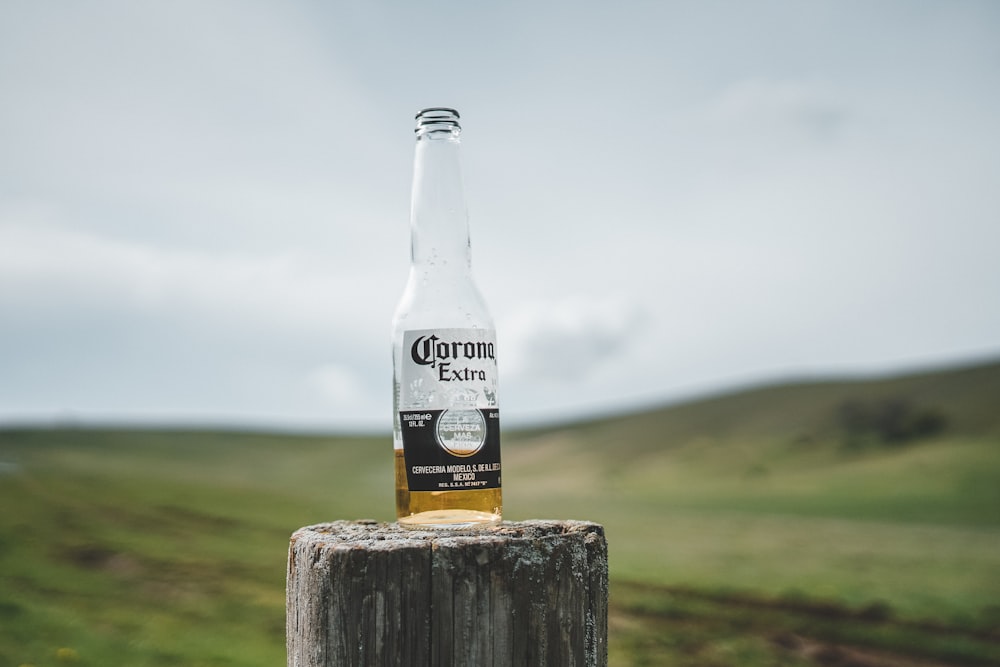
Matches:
[[401, 409, 501, 491], [398, 328, 501, 491]]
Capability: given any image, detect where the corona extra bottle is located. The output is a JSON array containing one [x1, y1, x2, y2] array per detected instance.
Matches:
[[392, 108, 502, 528]]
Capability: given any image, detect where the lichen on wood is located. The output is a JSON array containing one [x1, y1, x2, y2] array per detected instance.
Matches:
[[286, 520, 608, 667]]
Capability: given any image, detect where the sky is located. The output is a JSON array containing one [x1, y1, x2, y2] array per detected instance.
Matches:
[[1, 1, 998, 431]]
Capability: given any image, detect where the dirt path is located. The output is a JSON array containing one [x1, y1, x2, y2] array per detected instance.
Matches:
[[775, 633, 963, 667], [610, 582, 1000, 666]]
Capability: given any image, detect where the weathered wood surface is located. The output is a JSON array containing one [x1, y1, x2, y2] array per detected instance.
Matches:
[[286, 520, 608, 667]]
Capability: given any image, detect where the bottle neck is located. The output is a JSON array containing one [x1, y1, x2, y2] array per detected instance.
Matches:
[[409, 109, 471, 274]]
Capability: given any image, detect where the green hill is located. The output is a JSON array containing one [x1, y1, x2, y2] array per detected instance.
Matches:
[[504, 356, 1000, 524], [524, 356, 1000, 450], [2, 358, 999, 666]]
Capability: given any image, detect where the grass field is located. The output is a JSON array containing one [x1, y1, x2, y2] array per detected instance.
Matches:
[[1, 360, 999, 665]]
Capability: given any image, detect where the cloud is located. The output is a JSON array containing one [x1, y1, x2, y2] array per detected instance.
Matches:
[[307, 364, 368, 408], [711, 78, 850, 143], [1, 2, 998, 430], [0, 217, 393, 426], [0, 216, 383, 334], [502, 296, 647, 385]]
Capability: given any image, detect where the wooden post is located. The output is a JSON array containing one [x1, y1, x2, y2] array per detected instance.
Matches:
[[286, 520, 608, 667]]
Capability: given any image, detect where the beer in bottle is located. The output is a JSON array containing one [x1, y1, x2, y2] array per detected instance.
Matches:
[[392, 108, 502, 528]]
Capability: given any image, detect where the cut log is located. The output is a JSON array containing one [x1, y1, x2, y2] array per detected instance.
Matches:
[[286, 519, 608, 667]]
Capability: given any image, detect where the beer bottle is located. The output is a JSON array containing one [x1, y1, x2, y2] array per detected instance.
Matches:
[[392, 108, 502, 528]]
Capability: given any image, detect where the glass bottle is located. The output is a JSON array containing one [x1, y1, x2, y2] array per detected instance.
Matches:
[[392, 108, 502, 529]]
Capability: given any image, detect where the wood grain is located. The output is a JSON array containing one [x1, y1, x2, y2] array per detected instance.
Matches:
[[287, 520, 608, 667]]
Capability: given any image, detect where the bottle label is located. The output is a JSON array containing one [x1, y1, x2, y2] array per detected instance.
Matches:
[[398, 328, 501, 492], [400, 409, 501, 491]]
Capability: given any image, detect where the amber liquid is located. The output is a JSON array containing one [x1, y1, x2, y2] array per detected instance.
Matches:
[[394, 449, 502, 528]]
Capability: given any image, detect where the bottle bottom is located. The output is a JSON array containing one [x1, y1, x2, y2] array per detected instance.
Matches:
[[397, 508, 501, 530], [395, 448, 501, 529]]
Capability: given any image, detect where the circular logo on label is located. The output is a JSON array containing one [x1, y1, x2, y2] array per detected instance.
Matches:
[[435, 409, 487, 457]]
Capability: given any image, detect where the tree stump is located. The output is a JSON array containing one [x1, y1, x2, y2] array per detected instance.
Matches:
[[286, 520, 608, 667]]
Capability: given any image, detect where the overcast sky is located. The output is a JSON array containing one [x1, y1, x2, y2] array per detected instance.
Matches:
[[1, 1, 998, 431]]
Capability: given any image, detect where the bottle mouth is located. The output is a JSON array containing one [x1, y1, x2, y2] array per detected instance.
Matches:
[[415, 107, 461, 135]]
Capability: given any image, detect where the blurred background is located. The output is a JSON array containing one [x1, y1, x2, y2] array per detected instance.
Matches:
[[1, 1, 998, 665], [2, 0, 998, 430]]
